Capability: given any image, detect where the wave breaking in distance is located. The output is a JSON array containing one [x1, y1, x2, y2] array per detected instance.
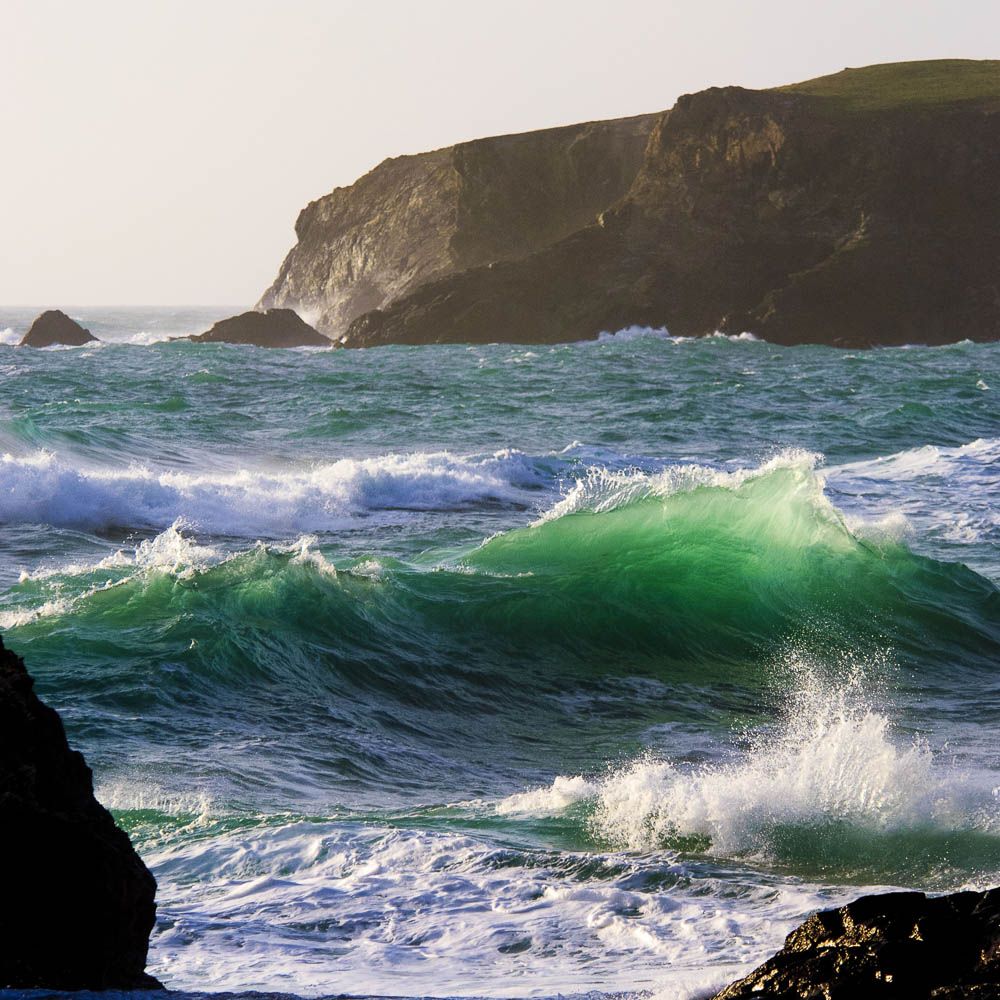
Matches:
[[0, 448, 547, 534]]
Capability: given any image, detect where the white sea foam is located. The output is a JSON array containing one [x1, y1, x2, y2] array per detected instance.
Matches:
[[829, 438, 1000, 553], [594, 326, 760, 344], [95, 782, 215, 821], [535, 448, 824, 524], [495, 661, 997, 863], [0, 327, 20, 345], [4, 523, 338, 627], [120, 329, 177, 346], [0, 448, 546, 534], [17, 520, 224, 584], [597, 324, 673, 342], [833, 437, 1000, 481], [141, 815, 839, 997]]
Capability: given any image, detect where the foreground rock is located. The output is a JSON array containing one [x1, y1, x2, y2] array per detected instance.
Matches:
[[0, 635, 161, 989], [19, 309, 98, 347], [189, 307, 332, 347], [261, 59, 1000, 349], [713, 889, 1000, 999]]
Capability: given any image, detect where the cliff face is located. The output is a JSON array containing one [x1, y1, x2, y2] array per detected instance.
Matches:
[[259, 60, 1000, 349], [0, 636, 160, 989], [257, 114, 656, 337], [340, 60, 1000, 348]]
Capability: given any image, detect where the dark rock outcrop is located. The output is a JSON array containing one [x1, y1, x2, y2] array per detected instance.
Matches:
[[0, 635, 161, 989], [712, 888, 1000, 999], [19, 309, 98, 347], [262, 59, 1000, 349], [189, 307, 332, 347], [257, 114, 657, 339]]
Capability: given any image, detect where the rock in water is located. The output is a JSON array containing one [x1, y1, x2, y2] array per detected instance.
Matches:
[[0, 635, 161, 989], [189, 308, 332, 347], [19, 309, 98, 347], [713, 889, 1000, 998]]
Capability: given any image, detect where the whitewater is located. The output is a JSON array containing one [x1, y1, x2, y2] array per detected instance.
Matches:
[[1, 306, 998, 999]]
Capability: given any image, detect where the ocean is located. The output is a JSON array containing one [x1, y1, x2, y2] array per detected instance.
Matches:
[[1, 306, 998, 999]]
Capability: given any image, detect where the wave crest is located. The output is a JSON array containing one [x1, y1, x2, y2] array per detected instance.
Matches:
[[0, 448, 546, 534]]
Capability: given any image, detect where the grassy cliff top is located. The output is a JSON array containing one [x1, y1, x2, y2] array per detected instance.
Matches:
[[775, 59, 1000, 111]]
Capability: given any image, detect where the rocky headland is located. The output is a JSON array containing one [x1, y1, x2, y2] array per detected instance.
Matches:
[[189, 307, 332, 347], [257, 113, 656, 339], [0, 635, 161, 989], [711, 888, 1000, 998], [19, 309, 98, 348], [260, 59, 1000, 348]]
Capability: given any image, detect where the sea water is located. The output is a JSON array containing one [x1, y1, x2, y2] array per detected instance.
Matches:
[[1, 307, 998, 999]]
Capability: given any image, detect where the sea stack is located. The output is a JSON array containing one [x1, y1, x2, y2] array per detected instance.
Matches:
[[189, 307, 332, 347], [19, 309, 98, 347], [0, 635, 161, 989], [712, 889, 1000, 998]]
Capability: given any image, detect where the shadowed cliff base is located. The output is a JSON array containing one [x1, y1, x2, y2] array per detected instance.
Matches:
[[261, 60, 1000, 349], [0, 635, 161, 990]]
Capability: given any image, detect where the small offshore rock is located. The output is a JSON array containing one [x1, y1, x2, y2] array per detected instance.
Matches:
[[19, 309, 98, 347], [189, 308, 332, 347], [0, 635, 162, 989], [713, 888, 1000, 999]]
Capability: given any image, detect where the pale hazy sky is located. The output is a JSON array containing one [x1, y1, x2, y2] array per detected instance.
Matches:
[[3, 0, 998, 306]]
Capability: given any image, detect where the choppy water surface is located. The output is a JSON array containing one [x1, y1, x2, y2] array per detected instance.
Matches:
[[1, 307, 998, 999]]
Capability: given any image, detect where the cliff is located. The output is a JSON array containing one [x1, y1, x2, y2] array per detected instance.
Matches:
[[257, 113, 656, 337], [261, 60, 1000, 349], [0, 635, 161, 989]]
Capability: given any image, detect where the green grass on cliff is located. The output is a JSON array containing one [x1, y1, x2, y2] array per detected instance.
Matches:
[[776, 59, 1000, 111]]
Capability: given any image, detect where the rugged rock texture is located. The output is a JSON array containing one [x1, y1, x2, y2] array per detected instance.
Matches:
[[0, 635, 161, 989], [263, 59, 999, 349], [712, 888, 1000, 999], [189, 307, 332, 347], [258, 114, 656, 338], [19, 309, 98, 347]]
